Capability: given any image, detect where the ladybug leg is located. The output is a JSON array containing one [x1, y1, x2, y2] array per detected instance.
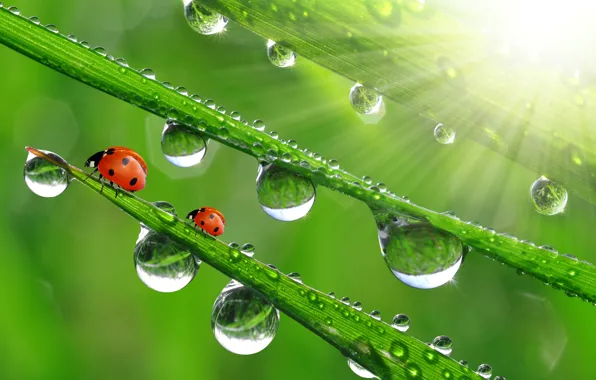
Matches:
[[83, 168, 98, 183]]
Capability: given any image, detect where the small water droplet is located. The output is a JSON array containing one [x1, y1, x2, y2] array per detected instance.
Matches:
[[161, 120, 207, 167], [362, 176, 373, 185], [29, 16, 40, 25], [434, 123, 456, 144], [391, 314, 410, 332], [340, 296, 350, 305], [266, 40, 296, 68], [376, 214, 463, 289], [134, 230, 199, 293], [241, 243, 255, 257], [328, 159, 340, 169], [66, 34, 77, 42], [369, 310, 382, 320], [347, 358, 377, 378], [476, 364, 492, 379], [288, 272, 303, 283], [252, 119, 266, 131], [352, 301, 363, 311], [204, 99, 216, 109], [349, 83, 383, 115], [212, 280, 280, 355], [287, 140, 298, 148], [8, 6, 19, 14], [45, 24, 59, 33], [256, 163, 316, 221], [459, 360, 468, 367], [530, 176, 568, 215], [24, 150, 69, 198], [494, 376, 506, 380], [431, 335, 453, 355], [93, 46, 107, 56], [140, 68, 156, 80], [230, 111, 241, 120], [216, 106, 226, 114], [184, 0, 228, 35]]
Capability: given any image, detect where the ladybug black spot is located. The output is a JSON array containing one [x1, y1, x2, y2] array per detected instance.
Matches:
[[209, 214, 215, 219], [129, 177, 138, 186], [108, 169, 115, 176], [213, 227, 220, 233], [122, 157, 130, 166], [200, 221, 205, 226]]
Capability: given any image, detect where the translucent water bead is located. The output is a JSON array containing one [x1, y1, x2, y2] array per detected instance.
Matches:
[[212, 280, 280, 355], [24, 150, 69, 197], [183, 0, 228, 35], [349, 83, 383, 115], [529, 176, 568, 215], [433, 123, 456, 144], [134, 230, 199, 293], [266, 40, 296, 68], [161, 120, 207, 167], [375, 213, 463, 289], [347, 358, 378, 378], [256, 163, 316, 221]]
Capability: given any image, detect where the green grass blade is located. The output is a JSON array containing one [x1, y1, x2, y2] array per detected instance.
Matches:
[[25, 147, 483, 380], [0, 7, 594, 306], [201, 0, 596, 206]]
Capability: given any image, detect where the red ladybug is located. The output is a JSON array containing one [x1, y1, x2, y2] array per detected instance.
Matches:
[[84, 146, 147, 194], [187, 207, 226, 236]]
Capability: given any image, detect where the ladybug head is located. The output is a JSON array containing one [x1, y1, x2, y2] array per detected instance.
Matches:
[[85, 151, 104, 168]]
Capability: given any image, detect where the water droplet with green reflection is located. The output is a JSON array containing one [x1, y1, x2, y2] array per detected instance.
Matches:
[[256, 163, 316, 221], [391, 314, 410, 332], [24, 150, 70, 198], [134, 230, 199, 293], [161, 119, 207, 167], [431, 335, 453, 355], [184, 0, 228, 35], [529, 176, 568, 215], [476, 364, 492, 379], [212, 279, 280, 355], [375, 212, 463, 289], [347, 358, 378, 378], [266, 40, 296, 68], [349, 83, 383, 115], [434, 123, 456, 144]]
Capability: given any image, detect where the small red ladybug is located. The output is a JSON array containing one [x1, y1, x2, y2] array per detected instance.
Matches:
[[85, 146, 148, 195], [187, 207, 226, 236]]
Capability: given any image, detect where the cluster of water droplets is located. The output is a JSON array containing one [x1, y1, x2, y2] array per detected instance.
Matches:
[[529, 175, 568, 216], [161, 119, 208, 167], [183, 0, 228, 35], [134, 202, 200, 293], [349, 83, 383, 115], [211, 279, 280, 355], [266, 40, 297, 68], [374, 212, 464, 289], [23, 149, 70, 197], [256, 163, 316, 221]]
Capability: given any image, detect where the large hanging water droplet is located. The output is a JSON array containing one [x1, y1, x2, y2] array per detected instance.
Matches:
[[212, 280, 280, 355], [266, 40, 296, 68], [134, 231, 199, 293], [375, 213, 463, 289], [161, 120, 207, 167], [256, 163, 316, 221], [138, 201, 177, 243], [347, 358, 377, 378], [529, 176, 568, 216], [24, 150, 69, 198], [184, 0, 228, 35], [392, 314, 411, 332], [349, 83, 383, 115], [431, 335, 453, 356], [433, 123, 456, 144]]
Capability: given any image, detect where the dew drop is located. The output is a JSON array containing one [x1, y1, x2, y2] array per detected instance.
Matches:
[[369, 310, 382, 320], [24, 150, 69, 198], [459, 360, 468, 367], [391, 314, 410, 332], [45, 24, 59, 33], [288, 272, 303, 283], [529, 176, 568, 215], [494, 377, 506, 380], [340, 296, 351, 305], [349, 83, 383, 115], [362, 176, 373, 185], [67, 34, 77, 42], [92, 46, 107, 56], [252, 119, 266, 131], [212, 280, 280, 355], [29, 16, 40, 25], [352, 301, 363, 311], [230, 111, 241, 120], [256, 163, 316, 221], [139, 68, 156, 80], [431, 335, 453, 355], [434, 123, 456, 144], [204, 99, 216, 109], [161, 120, 207, 167], [8, 6, 19, 14], [376, 214, 463, 289], [184, 0, 228, 35], [241, 243, 255, 257], [266, 40, 296, 68], [347, 358, 377, 378], [134, 231, 199, 293], [328, 159, 340, 169], [476, 364, 492, 379]]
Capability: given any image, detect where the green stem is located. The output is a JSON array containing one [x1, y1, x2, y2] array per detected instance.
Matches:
[[201, 0, 596, 206], [0, 8, 593, 303], [26, 147, 482, 380]]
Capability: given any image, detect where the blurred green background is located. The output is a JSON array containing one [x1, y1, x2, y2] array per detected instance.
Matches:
[[1, 0, 595, 379]]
